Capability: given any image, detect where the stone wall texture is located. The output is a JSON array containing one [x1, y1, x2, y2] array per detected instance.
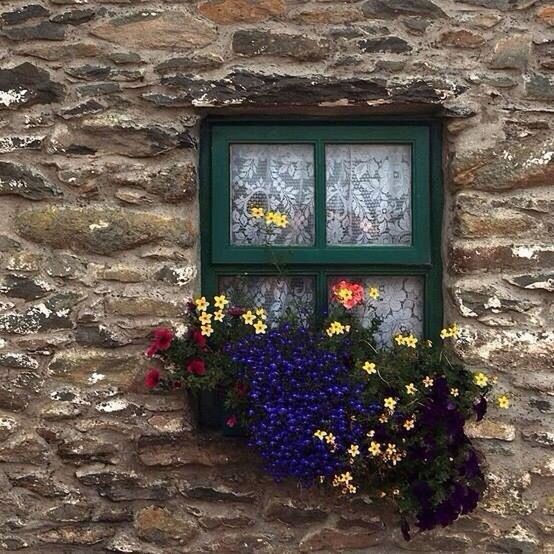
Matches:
[[0, 0, 553, 552]]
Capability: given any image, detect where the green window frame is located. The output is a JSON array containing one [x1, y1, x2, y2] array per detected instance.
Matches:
[[200, 119, 443, 341]]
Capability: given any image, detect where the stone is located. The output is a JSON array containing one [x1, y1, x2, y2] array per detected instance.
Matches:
[[232, 30, 330, 62], [66, 64, 112, 81], [50, 8, 97, 25], [0, 432, 49, 464], [46, 501, 94, 522], [0, 274, 53, 300], [522, 429, 554, 447], [108, 52, 142, 65], [199, 509, 255, 530], [402, 17, 432, 34], [22, 42, 104, 61], [199, 0, 285, 23], [106, 533, 163, 554], [45, 253, 85, 278], [155, 54, 224, 74], [148, 70, 465, 109], [104, 295, 183, 317], [75, 82, 121, 98], [92, 263, 146, 282], [537, 5, 554, 26], [0, 415, 18, 441], [154, 265, 197, 287], [440, 30, 485, 48], [506, 272, 554, 291], [40, 401, 83, 420], [264, 498, 328, 526], [91, 10, 217, 50], [6, 470, 71, 498], [361, 0, 446, 17], [456, 0, 519, 8], [179, 481, 256, 503], [0, 5, 50, 25], [2, 21, 65, 41], [0, 369, 42, 411], [466, 420, 516, 441], [0, 161, 61, 200], [482, 472, 536, 516], [490, 36, 530, 70], [37, 526, 114, 545], [48, 349, 147, 388], [74, 324, 132, 348], [359, 36, 412, 53], [57, 436, 120, 465], [134, 506, 198, 545], [16, 206, 195, 255], [4, 251, 42, 272], [0, 63, 64, 110], [525, 72, 554, 99], [300, 525, 384, 551], [289, 5, 363, 24], [0, 352, 39, 370], [490, 523, 540, 553]]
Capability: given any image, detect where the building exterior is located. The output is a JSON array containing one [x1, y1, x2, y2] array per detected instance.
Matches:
[[0, 0, 552, 551]]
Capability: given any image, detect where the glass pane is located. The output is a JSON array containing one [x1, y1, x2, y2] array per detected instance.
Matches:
[[219, 275, 315, 325], [329, 276, 424, 346], [326, 144, 412, 245], [230, 144, 315, 246]]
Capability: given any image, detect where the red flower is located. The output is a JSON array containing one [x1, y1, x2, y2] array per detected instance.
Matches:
[[152, 327, 174, 351], [226, 415, 237, 428], [145, 342, 159, 358], [144, 368, 161, 389], [331, 280, 364, 310], [234, 382, 248, 397], [172, 380, 182, 389], [191, 329, 207, 350], [187, 358, 206, 376]]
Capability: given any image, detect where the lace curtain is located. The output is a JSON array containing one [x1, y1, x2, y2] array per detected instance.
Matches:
[[326, 144, 412, 245], [329, 276, 424, 346], [230, 144, 315, 246]]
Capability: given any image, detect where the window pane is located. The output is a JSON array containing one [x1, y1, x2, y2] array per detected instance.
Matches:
[[230, 144, 315, 246], [219, 275, 315, 324], [326, 144, 412, 245], [329, 276, 424, 346]]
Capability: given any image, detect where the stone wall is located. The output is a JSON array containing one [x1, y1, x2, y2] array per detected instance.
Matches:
[[0, 0, 552, 552]]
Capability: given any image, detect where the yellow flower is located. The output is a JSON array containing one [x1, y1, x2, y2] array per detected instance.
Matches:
[[265, 211, 277, 225], [335, 287, 353, 302], [426, 340, 433, 348], [200, 324, 213, 337], [198, 312, 212, 325], [347, 444, 360, 457], [497, 395, 510, 409], [368, 287, 380, 300], [366, 429, 375, 438], [405, 383, 417, 395], [242, 310, 256, 325], [441, 323, 460, 339], [253, 320, 267, 334], [195, 296, 209, 312], [346, 484, 357, 494], [214, 294, 229, 309], [324, 433, 336, 446], [440, 328, 452, 339], [384, 397, 397, 411], [250, 207, 265, 218], [394, 334, 406, 346], [255, 307, 267, 320], [404, 334, 418, 348], [213, 310, 224, 322], [368, 441, 381, 456], [474, 372, 489, 388], [326, 321, 346, 337], [274, 213, 288, 228], [378, 413, 389, 424], [313, 430, 327, 440], [403, 418, 415, 431], [450, 388, 459, 397], [362, 361, 377, 375], [423, 376, 434, 388]]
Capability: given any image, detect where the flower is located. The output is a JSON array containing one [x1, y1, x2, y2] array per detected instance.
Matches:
[[379, 413, 389, 423], [214, 310, 224, 322], [496, 395, 510, 409], [145, 327, 175, 357], [450, 388, 459, 397], [242, 310, 256, 325], [405, 383, 417, 395], [253, 320, 267, 334], [195, 296, 209, 311], [144, 368, 161, 389], [187, 358, 206, 376], [250, 207, 265, 218], [368, 441, 381, 456], [191, 329, 207, 349], [404, 334, 418, 348], [326, 321, 348, 337], [384, 397, 397, 411], [403, 418, 415, 431], [199, 311, 212, 325], [255, 307, 267, 320], [331, 280, 364, 309], [473, 372, 489, 388], [214, 294, 229, 309], [395, 334, 406, 346], [200, 324, 214, 337], [362, 361, 377, 375], [347, 444, 360, 457], [368, 287, 380, 300], [226, 415, 237, 428], [440, 323, 460, 339], [313, 430, 327, 440], [423, 376, 434, 388], [273, 213, 288, 228]]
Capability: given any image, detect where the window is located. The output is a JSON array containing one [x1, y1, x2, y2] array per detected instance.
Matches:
[[200, 121, 443, 346]]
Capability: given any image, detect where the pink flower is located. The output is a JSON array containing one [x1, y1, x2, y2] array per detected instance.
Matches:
[[152, 327, 174, 351], [331, 280, 364, 310], [144, 368, 161, 389], [186, 358, 206, 376], [226, 415, 237, 428], [191, 329, 207, 350], [145, 342, 159, 358]]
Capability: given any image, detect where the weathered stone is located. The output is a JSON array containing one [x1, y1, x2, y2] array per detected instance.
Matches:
[[148, 70, 466, 109], [289, 4, 363, 24], [57, 435, 120, 465], [48, 349, 147, 388], [7, 470, 71, 498], [22, 41, 104, 61], [2, 21, 65, 41], [51, 8, 97, 25], [300, 525, 384, 551], [106, 533, 162, 554], [0, 352, 39, 370], [92, 263, 146, 283], [0, 369, 42, 411], [37, 526, 114, 545], [40, 401, 83, 420], [522, 428, 554, 447], [16, 206, 195, 255], [490, 523, 540, 553], [361, 0, 446, 17], [0, 432, 49, 464], [199, 0, 285, 23], [506, 272, 554, 292], [108, 52, 142, 65], [199, 509, 255, 530], [0, 235, 20, 252], [489, 36, 531, 70], [232, 30, 330, 62], [402, 16, 432, 34], [456, 0, 519, 8], [66, 64, 112, 81], [0, 135, 44, 153], [264, 498, 328, 526], [134, 506, 198, 545], [91, 10, 217, 50], [76, 82, 121, 98], [537, 5, 554, 26], [74, 324, 132, 348], [104, 295, 183, 317], [46, 500, 94, 522], [359, 36, 412, 53], [525, 72, 554, 99], [0, 274, 54, 300], [0, 161, 61, 200], [482, 472, 537, 516], [453, 136, 554, 190], [179, 481, 256, 503], [466, 420, 516, 441], [154, 265, 197, 287], [0, 415, 18, 442], [440, 29, 485, 48], [45, 253, 85, 278], [1, 4, 50, 25], [0, 63, 64, 110], [4, 251, 42, 272], [155, 53, 224, 74]]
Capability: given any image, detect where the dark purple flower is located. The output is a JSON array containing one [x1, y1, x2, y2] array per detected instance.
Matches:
[[473, 395, 487, 421]]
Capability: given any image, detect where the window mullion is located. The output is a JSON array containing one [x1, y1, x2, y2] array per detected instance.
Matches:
[[314, 139, 326, 250]]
